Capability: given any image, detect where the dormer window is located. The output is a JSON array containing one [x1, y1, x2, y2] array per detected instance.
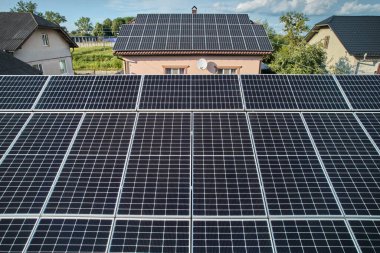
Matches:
[[42, 33, 49, 46]]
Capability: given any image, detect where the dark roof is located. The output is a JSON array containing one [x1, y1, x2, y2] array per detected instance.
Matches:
[[114, 13, 273, 55], [306, 16, 380, 57], [0, 51, 42, 75], [0, 12, 77, 51]]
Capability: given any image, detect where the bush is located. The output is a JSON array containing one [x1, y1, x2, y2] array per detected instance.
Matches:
[[71, 46, 122, 71]]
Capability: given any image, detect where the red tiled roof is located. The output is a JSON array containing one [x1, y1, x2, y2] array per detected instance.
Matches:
[[114, 50, 272, 56]]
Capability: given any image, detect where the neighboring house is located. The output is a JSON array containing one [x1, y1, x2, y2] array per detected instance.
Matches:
[[114, 7, 273, 75], [306, 16, 380, 74], [0, 51, 41, 75], [0, 12, 78, 75]]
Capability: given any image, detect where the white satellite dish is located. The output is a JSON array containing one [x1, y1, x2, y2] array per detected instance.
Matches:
[[197, 58, 208, 70]]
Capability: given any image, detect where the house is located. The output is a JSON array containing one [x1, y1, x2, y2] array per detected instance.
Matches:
[[306, 16, 380, 74], [113, 7, 273, 75], [0, 12, 78, 75], [0, 51, 41, 75]]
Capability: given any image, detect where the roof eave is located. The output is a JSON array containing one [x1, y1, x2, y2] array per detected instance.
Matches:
[[114, 50, 273, 56]]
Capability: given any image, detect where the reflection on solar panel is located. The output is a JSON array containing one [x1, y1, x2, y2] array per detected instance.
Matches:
[[0, 114, 81, 214], [110, 220, 189, 253], [349, 220, 380, 253], [36, 75, 141, 110], [337, 75, 380, 110], [119, 113, 190, 216], [0, 113, 29, 157], [272, 220, 357, 253], [114, 14, 273, 52], [356, 113, 380, 148], [27, 219, 112, 253], [0, 219, 36, 253], [304, 113, 380, 215], [250, 113, 341, 215], [193, 220, 273, 253], [45, 114, 135, 215], [0, 76, 47, 110]]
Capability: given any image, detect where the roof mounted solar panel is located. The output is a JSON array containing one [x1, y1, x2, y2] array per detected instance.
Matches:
[[0, 113, 29, 158], [356, 113, 380, 148], [349, 220, 380, 253], [0, 76, 47, 110], [36, 75, 141, 110], [0, 218, 36, 253], [337, 75, 380, 110]]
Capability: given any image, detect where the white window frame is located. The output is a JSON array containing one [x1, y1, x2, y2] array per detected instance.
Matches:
[[59, 59, 68, 74], [163, 66, 188, 75], [216, 67, 240, 75], [42, 33, 49, 46]]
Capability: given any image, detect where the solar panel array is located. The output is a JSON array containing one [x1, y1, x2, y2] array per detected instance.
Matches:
[[0, 74, 379, 252], [114, 14, 273, 52]]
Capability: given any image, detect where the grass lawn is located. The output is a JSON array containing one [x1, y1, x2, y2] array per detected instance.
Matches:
[[71, 46, 123, 71]]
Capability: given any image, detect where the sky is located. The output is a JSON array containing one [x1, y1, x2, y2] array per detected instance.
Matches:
[[1, 0, 380, 32]]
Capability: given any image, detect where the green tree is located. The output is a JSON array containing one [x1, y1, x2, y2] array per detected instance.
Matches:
[[280, 11, 309, 45], [93, 23, 104, 36], [112, 17, 125, 35], [75, 17, 93, 35], [44, 11, 66, 25], [124, 16, 134, 24], [10, 1, 43, 16], [103, 18, 113, 36], [329, 57, 355, 74]]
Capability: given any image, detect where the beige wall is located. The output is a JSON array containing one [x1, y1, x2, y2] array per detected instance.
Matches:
[[308, 27, 380, 74], [14, 28, 74, 75], [122, 55, 263, 75]]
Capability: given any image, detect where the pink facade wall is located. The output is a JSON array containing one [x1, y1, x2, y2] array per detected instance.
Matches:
[[122, 55, 263, 74]]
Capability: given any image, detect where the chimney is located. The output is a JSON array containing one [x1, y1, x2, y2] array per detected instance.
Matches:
[[192, 6, 197, 14]]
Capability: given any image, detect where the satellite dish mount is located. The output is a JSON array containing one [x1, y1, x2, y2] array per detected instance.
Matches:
[[197, 58, 208, 70]]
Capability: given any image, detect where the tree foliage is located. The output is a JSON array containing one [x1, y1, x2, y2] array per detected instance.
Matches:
[[280, 11, 309, 45], [102, 18, 113, 36], [329, 57, 355, 74], [10, 1, 41, 15], [44, 11, 66, 25], [112, 17, 126, 36], [75, 17, 93, 36], [93, 23, 104, 36]]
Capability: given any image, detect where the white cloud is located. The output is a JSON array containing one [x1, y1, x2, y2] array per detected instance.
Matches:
[[304, 0, 337, 15], [338, 1, 380, 14], [236, 0, 274, 12]]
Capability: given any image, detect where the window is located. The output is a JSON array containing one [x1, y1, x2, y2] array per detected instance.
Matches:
[[42, 34, 49, 46], [377, 64, 380, 74], [323, 36, 330, 49], [216, 68, 238, 75], [59, 59, 67, 74], [32, 64, 43, 73], [165, 68, 185, 75]]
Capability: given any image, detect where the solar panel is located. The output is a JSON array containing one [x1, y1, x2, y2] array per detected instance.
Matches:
[[118, 113, 190, 216], [110, 219, 189, 253], [356, 113, 380, 148], [349, 220, 380, 253], [36, 75, 141, 110], [304, 113, 380, 215], [27, 219, 112, 253], [44, 114, 135, 215], [287, 75, 349, 110], [242, 75, 298, 109], [337, 75, 380, 110], [250, 113, 341, 215], [193, 220, 273, 253], [272, 220, 357, 253], [0, 218, 36, 253], [0, 114, 81, 214], [0, 76, 47, 110], [0, 113, 29, 158]]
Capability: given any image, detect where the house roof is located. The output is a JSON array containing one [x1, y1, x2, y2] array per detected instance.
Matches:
[[0, 12, 77, 51], [114, 13, 273, 56], [0, 51, 42, 75], [306, 15, 380, 58]]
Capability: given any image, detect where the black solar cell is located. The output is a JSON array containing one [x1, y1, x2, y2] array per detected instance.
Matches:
[[0, 218, 36, 253], [356, 113, 380, 149], [349, 220, 380, 253], [0, 113, 29, 158]]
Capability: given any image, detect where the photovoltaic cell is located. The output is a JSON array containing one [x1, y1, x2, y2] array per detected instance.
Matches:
[[242, 75, 298, 110], [337, 75, 380, 110], [356, 113, 380, 149], [0, 76, 47, 110], [250, 113, 341, 215], [118, 113, 190, 216], [0, 218, 36, 253], [139, 75, 191, 110], [272, 220, 357, 253], [27, 219, 112, 253], [304, 113, 380, 215], [0, 113, 29, 158], [193, 220, 273, 253], [0, 114, 81, 214], [287, 75, 349, 110], [36, 75, 141, 110], [110, 219, 189, 253], [44, 114, 135, 215], [349, 220, 380, 253]]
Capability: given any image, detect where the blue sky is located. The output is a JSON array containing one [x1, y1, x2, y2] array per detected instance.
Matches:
[[1, 0, 379, 32]]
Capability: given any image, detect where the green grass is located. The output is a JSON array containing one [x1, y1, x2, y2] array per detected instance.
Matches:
[[72, 46, 122, 71]]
